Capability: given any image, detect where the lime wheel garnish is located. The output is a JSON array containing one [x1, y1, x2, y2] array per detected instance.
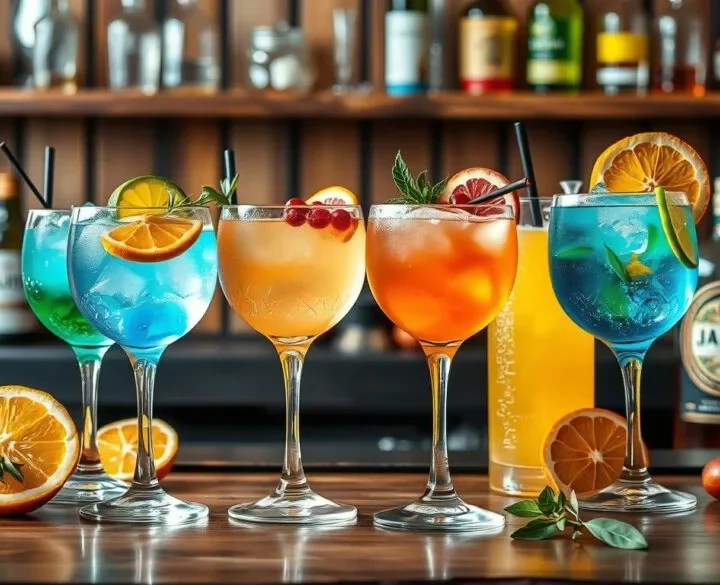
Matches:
[[108, 175, 187, 218], [655, 187, 698, 269]]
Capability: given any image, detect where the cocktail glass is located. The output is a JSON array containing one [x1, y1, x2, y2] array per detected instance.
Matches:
[[549, 193, 698, 512], [22, 209, 127, 504], [218, 204, 365, 524], [366, 204, 518, 531], [67, 206, 218, 524]]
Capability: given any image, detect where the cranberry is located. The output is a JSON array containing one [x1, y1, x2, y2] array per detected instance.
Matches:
[[308, 207, 331, 229], [286, 197, 306, 207], [311, 201, 325, 206], [285, 207, 307, 227], [450, 190, 471, 205], [330, 209, 352, 231]]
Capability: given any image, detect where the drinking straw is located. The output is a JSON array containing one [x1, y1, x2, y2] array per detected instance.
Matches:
[[468, 178, 529, 205], [44, 146, 55, 210], [223, 148, 237, 204], [514, 122, 542, 227], [0, 142, 48, 208]]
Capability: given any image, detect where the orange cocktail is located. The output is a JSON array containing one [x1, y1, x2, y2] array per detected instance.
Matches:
[[367, 204, 518, 532]]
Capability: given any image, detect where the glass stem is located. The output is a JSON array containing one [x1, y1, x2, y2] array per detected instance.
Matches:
[[128, 353, 161, 490], [422, 346, 459, 501], [276, 346, 310, 497], [72, 346, 110, 474], [615, 351, 651, 483]]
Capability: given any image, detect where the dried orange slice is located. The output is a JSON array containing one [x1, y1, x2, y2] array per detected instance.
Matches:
[[542, 408, 649, 497], [305, 186, 358, 205], [97, 418, 178, 482], [0, 385, 79, 515], [101, 215, 202, 262], [590, 132, 710, 223]]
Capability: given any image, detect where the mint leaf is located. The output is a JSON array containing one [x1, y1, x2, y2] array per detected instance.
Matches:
[[568, 490, 579, 517], [555, 491, 566, 514], [537, 486, 557, 515], [430, 177, 449, 203], [504, 500, 544, 518], [644, 223, 659, 255], [511, 518, 560, 540], [392, 151, 421, 201], [3, 458, 23, 483], [390, 151, 447, 204], [556, 245, 594, 260], [599, 281, 629, 319], [585, 518, 648, 550], [605, 244, 629, 283]]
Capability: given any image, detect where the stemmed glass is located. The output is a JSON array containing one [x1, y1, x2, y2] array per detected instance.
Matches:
[[549, 193, 698, 512], [218, 204, 365, 524], [366, 204, 518, 531], [21, 209, 126, 504], [67, 206, 218, 523]]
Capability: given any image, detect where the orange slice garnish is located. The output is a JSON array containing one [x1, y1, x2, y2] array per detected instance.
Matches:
[[0, 385, 79, 515], [590, 132, 710, 223], [101, 215, 202, 262], [542, 408, 649, 498], [97, 418, 178, 482]]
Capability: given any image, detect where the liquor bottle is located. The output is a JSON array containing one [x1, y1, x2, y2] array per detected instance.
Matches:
[[0, 174, 38, 341], [385, 0, 429, 96], [596, 0, 649, 94], [107, 0, 161, 94], [32, 0, 79, 92], [162, 0, 220, 92], [675, 282, 720, 448], [653, 0, 706, 95], [459, 0, 517, 94], [526, 0, 583, 92]]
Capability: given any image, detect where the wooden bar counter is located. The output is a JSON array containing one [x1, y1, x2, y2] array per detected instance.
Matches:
[[2, 472, 718, 584]]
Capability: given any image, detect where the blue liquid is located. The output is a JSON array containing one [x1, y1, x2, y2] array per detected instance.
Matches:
[[549, 200, 698, 351], [69, 224, 217, 354]]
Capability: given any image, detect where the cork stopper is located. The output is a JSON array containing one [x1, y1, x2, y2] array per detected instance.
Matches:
[[0, 173, 17, 200]]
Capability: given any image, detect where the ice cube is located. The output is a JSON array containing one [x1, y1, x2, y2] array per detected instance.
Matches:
[[88, 264, 147, 306], [590, 182, 609, 194], [598, 215, 649, 256]]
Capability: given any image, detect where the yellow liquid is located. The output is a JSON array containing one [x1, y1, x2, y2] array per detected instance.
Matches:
[[487, 227, 594, 496], [217, 218, 365, 342]]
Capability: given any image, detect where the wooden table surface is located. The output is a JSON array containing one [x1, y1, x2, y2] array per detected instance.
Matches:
[[1, 472, 719, 585]]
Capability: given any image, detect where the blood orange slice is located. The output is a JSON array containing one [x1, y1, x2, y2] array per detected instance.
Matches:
[[441, 167, 520, 220]]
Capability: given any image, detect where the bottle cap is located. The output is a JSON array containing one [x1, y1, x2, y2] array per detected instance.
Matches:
[[0, 173, 17, 200]]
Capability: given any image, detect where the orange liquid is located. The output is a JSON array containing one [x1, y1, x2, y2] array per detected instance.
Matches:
[[366, 214, 518, 344]]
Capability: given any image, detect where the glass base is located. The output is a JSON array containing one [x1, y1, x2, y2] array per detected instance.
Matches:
[[373, 496, 505, 533], [489, 460, 546, 497], [228, 489, 357, 525], [79, 486, 209, 525], [579, 478, 697, 513], [50, 471, 127, 505]]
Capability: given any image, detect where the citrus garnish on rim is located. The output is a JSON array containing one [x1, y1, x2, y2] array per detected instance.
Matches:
[[306, 186, 358, 205], [655, 187, 698, 269], [109, 176, 187, 218], [0, 385, 79, 515]]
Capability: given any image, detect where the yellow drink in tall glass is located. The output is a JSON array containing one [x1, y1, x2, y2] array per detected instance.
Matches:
[[488, 205, 594, 497]]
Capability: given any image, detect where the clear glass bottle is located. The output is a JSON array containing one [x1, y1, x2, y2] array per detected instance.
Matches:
[[596, 0, 649, 94], [653, 0, 706, 95], [32, 0, 79, 92], [162, 0, 220, 92], [385, 0, 429, 96], [107, 0, 161, 94]]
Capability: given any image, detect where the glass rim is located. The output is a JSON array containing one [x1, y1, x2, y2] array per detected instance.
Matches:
[[26, 208, 71, 216], [369, 203, 514, 220], [221, 204, 363, 211], [552, 192, 689, 206]]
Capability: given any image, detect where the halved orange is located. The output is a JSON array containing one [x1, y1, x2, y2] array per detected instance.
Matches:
[[542, 408, 649, 498], [590, 132, 710, 224], [108, 176, 186, 218], [305, 186, 358, 205], [0, 386, 79, 515], [101, 215, 202, 262], [97, 418, 178, 482]]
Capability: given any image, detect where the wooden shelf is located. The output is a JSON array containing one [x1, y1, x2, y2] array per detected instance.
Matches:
[[0, 88, 717, 119]]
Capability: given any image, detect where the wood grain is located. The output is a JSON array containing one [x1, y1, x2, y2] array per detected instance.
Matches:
[[0, 473, 718, 584]]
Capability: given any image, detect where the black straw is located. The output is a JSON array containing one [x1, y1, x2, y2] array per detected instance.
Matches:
[[223, 148, 237, 204], [0, 142, 48, 208], [469, 178, 530, 205], [43, 146, 54, 210], [514, 122, 542, 227]]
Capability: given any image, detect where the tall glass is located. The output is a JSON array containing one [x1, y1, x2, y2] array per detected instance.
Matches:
[[218, 204, 365, 524], [68, 206, 217, 524], [22, 209, 126, 504], [366, 204, 518, 531], [488, 199, 594, 496], [549, 193, 698, 512]]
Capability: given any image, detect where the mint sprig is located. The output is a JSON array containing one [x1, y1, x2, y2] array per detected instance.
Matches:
[[167, 175, 238, 211], [0, 455, 24, 484], [388, 151, 448, 204], [505, 486, 648, 550]]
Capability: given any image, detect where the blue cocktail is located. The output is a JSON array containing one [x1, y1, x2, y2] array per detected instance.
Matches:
[[68, 206, 217, 524], [549, 193, 698, 513]]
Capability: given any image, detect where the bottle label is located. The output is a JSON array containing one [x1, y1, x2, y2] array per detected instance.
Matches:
[[527, 17, 578, 85], [0, 250, 36, 335], [680, 282, 720, 423], [459, 17, 516, 92], [385, 11, 428, 95], [597, 32, 648, 65]]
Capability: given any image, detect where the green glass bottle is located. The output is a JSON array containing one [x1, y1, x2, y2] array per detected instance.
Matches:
[[527, 0, 583, 92]]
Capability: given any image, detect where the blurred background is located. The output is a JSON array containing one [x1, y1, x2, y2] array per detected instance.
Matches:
[[0, 0, 718, 469]]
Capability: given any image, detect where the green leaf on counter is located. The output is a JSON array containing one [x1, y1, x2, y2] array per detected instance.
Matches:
[[585, 518, 648, 550]]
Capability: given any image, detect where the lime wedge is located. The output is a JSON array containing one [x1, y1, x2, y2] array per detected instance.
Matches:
[[108, 176, 186, 218], [655, 187, 698, 269]]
